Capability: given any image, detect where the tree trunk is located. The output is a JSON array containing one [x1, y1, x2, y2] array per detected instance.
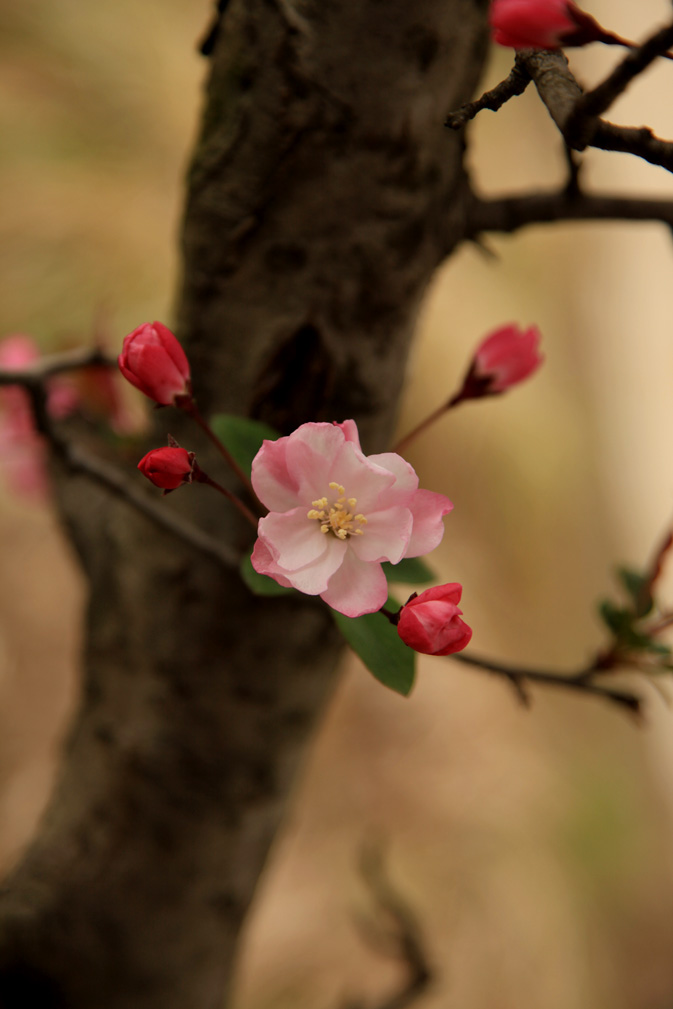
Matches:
[[0, 2, 488, 1006]]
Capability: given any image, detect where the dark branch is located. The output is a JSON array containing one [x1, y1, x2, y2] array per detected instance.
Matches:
[[589, 121, 673, 172], [348, 847, 432, 1009], [0, 363, 239, 570], [445, 60, 530, 130], [466, 189, 673, 237], [451, 652, 642, 717], [568, 19, 673, 125], [0, 347, 115, 386], [520, 49, 673, 171], [54, 437, 239, 570]]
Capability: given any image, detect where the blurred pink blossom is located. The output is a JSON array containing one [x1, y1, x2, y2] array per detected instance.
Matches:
[[0, 334, 80, 500]]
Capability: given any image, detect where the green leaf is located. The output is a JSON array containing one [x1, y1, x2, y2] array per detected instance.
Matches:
[[616, 566, 653, 617], [209, 414, 280, 476], [332, 596, 416, 696], [240, 553, 294, 597], [381, 557, 435, 585], [598, 600, 633, 637]]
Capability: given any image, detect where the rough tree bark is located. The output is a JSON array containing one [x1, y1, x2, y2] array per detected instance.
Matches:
[[0, 2, 489, 1006]]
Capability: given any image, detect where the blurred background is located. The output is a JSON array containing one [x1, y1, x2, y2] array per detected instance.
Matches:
[[1, 1, 673, 1007]]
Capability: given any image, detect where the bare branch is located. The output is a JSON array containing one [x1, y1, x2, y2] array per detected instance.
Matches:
[[445, 60, 531, 130], [55, 437, 240, 570], [589, 121, 673, 171], [568, 18, 673, 124], [520, 49, 673, 171], [451, 652, 642, 717], [347, 846, 432, 1009], [466, 189, 673, 236], [0, 346, 115, 385], [1, 365, 239, 570]]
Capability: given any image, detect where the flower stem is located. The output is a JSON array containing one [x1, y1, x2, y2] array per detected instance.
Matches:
[[394, 393, 462, 454], [178, 398, 264, 512], [193, 466, 259, 528]]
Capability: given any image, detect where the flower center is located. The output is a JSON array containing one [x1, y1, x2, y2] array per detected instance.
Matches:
[[307, 482, 368, 540]]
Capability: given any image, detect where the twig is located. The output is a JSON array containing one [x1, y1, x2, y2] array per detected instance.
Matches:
[[57, 438, 239, 570], [589, 121, 673, 172], [520, 49, 673, 171], [640, 527, 673, 612], [451, 652, 642, 717], [0, 347, 115, 386], [194, 466, 259, 527], [445, 60, 531, 130], [179, 398, 263, 510], [2, 368, 238, 570], [567, 19, 673, 126], [346, 846, 432, 1009], [466, 189, 673, 237]]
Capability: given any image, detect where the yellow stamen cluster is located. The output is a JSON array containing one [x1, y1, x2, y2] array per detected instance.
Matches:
[[307, 481, 368, 540]]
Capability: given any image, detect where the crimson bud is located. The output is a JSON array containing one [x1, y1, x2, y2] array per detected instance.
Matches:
[[489, 0, 633, 52], [138, 446, 196, 491], [118, 322, 191, 406], [459, 323, 542, 400], [397, 584, 472, 656]]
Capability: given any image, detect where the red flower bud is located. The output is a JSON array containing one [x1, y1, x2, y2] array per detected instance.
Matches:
[[461, 323, 542, 398], [397, 584, 472, 656], [138, 446, 196, 491], [118, 322, 191, 406], [489, 0, 623, 51]]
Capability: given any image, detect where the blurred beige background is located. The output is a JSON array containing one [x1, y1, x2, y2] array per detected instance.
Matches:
[[2, 1, 673, 1007]]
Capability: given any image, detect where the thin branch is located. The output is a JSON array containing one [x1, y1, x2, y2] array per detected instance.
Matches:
[[2, 368, 239, 570], [568, 19, 673, 125], [0, 347, 115, 386], [445, 60, 530, 130], [346, 847, 432, 1009], [451, 652, 642, 717], [640, 526, 673, 611], [58, 439, 240, 570], [520, 49, 673, 171], [589, 120, 673, 172], [466, 189, 673, 237]]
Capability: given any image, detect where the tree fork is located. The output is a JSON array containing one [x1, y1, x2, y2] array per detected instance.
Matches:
[[0, 2, 489, 1006]]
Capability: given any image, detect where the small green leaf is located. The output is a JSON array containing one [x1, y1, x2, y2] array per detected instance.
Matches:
[[209, 414, 280, 475], [617, 566, 653, 617], [332, 596, 416, 696], [598, 600, 633, 637], [381, 557, 435, 585], [240, 553, 294, 597]]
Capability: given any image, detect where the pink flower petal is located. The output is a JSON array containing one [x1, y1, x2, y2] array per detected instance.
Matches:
[[366, 452, 419, 506], [257, 508, 329, 571], [327, 441, 397, 511], [334, 419, 361, 448], [348, 506, 412, 564], [286, 536, 348, 594], [251, 438, 300, 511], [406, 489, 453, 557], [320, 550, 389, 617], [250, 539, 293, 588], [285, 423, 346, 500]]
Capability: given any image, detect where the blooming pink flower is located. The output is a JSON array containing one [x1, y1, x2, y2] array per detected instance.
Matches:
[[250, 420, 453, 617], [138, 446, 196, 490], [0, 334, 78, 499], [457, 323, 543, 400], [118, 322, 191, 406], [397, 583, 472, 656], [489, 0, 629, 51]]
